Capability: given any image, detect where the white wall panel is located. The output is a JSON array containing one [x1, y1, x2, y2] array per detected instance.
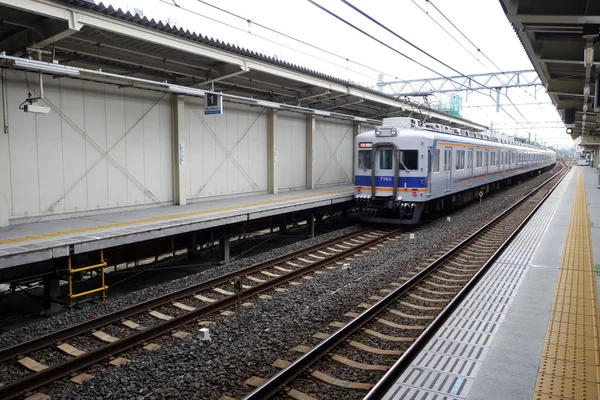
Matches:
[[35, 74, 64, 215], [104, 83, 128, 208], [314, 118, 353, 186], [6, 70, 40, 217], [3, 71, 173, 220], [277, 111, 306, 190], [83, 80, 108, 210], [185, 99, 268, 199]]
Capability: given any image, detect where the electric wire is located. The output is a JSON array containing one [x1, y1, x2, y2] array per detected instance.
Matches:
[[193, 0, 400, 80], [158, 0, 392, 82], [321, 0, 527, 126], [425, 0, 537, 127]]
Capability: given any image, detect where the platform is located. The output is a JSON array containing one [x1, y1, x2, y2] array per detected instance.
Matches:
[[0, 185, 353, 270], [383, 166, 600, 400]]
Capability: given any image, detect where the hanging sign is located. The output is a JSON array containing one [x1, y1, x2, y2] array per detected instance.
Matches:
[[204, 93, 223, 115]]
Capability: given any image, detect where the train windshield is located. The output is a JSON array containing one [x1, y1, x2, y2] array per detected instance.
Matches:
[[399, 150, 418, 171], [358, 150, 372, 170]]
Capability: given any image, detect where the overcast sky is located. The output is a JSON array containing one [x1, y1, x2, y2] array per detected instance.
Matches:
[[100, 0, 571, 147]]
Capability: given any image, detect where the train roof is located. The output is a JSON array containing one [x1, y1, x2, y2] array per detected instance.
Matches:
[[360, 117, 553, 153]]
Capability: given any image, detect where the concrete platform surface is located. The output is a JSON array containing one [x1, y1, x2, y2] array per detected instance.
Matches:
[[383, 165, 600, 400], [0, 185, 353, 269]]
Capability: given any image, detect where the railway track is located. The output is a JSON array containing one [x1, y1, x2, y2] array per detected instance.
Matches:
[[0, 227, 404, 399], [243, 165, 569, 400]]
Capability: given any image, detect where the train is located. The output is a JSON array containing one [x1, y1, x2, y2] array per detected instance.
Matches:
[[354, 117, 556, 224]]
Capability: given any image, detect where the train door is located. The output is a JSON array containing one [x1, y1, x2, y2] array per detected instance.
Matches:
[[444, 146, 452, 192], [374, 146, 395, 197], [427, 146, 432, 195], [468, 148, 474, 180], [484, 149, 489, 181]]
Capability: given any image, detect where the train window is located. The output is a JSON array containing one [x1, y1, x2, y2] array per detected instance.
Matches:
[[380, 149, 393, 170], [399, 150, 419, 170], [484, 151, 488, 167], [443, 149, 451, 171], [491, 152, 496, 166], [456, 150, 465, 170], [512, 152, 516, 163], [476, 151, 482, 168], [358, 150, 372, 170], [434, 149, 440, 172], [467, 150, 473, 169]]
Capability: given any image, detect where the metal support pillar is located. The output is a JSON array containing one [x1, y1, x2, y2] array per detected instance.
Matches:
[[315, 214, 323, 228], [267, 109, 278, 194], [352, 122, 361, 185], [306, 213, 315, 238], [0, 70, 9, 227], [187, 234, 198, 260], [306, 115, 315, 189], [172, 95, 187, 205], [495, 88, 501, 113], [43, 275, 61, 315], [219, 236, 230, 264], [279, 219, 287, 234]]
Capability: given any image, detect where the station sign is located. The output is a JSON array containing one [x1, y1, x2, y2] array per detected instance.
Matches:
[[204, 93, 223, 115]]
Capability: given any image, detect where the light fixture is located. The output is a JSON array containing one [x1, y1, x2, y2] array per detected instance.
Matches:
[[255, 100, 280, 108], [566, 127, 574, 134], [12, 59, 80, 76], [353, 116, 367, 122], [168, 85, 205, 96], [313, 110, 331, 117]]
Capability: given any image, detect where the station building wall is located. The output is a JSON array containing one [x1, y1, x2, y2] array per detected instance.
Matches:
[[0, 71, 356, 224], [314, 118, 354, 187], [277, 111, 307, 191], [1, 70, 173, 221]]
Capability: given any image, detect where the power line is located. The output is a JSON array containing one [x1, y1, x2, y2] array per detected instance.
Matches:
[[189, 0, 403, 81], [409, 0, 490, 71], [425, 0, 535, 125], [158, 0, 380, 81], [334, 0, 528, 127]]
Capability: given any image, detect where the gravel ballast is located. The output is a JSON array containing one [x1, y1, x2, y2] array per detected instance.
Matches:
[[5, 167, 562, 399]]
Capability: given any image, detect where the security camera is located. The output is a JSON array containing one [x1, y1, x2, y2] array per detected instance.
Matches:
[[23, 104, 51, 114]]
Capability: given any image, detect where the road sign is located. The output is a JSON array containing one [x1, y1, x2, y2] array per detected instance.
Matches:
[[205, 93, 223, 115]]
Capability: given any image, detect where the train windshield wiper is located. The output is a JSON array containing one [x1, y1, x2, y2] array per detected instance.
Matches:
[[399, 161, 410, 172]]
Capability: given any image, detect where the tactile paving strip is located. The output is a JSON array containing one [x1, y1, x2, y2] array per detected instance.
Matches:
[[533, 170, 600, 400], [383, 171, 571, 400]]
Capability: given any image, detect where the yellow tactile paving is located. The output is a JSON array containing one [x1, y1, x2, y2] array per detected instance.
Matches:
[[0, 189, 352, 245], [534, 169, 600, 400]]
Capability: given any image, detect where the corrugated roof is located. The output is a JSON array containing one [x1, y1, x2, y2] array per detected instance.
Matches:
[[58, 0, 380, 94], [53, 0, 485, 129]]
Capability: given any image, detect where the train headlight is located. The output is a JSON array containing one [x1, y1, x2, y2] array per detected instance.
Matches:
[[375, 128, 381, 136], [391, 128, 398, 136]]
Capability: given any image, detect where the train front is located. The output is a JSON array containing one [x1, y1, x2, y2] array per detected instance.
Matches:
[[354, 118, 428, 224]]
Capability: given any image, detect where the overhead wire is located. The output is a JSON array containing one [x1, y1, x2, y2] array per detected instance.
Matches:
[[424, 0, 538, 127], [158, 0, 397, 82], [193, 0, 401, 80], [323, 0, 528, 127]]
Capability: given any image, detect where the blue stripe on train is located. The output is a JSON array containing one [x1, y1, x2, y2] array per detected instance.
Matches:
[[355, 175, 428, 188]]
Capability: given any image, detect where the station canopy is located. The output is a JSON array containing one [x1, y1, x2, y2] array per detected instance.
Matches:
[[0, 0, 487, 130], [500, 0, 600, 139]]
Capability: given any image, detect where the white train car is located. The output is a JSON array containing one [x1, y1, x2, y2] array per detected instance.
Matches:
[[354, 117, 556, 224]]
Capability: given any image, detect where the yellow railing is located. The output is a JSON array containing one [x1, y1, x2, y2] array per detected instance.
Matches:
[[68, 250, 108, 308]]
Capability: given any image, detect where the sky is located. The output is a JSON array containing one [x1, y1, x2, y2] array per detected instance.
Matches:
[[99, 0, 572, 148]]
